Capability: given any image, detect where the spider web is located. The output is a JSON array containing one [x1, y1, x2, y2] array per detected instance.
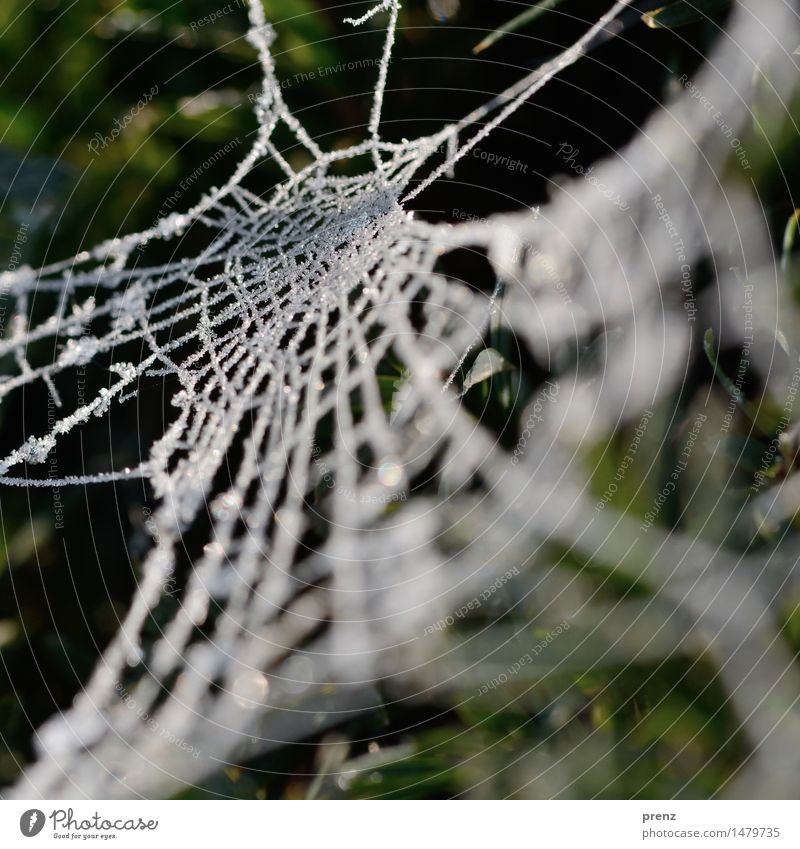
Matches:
[[3, 0, 800, 798]]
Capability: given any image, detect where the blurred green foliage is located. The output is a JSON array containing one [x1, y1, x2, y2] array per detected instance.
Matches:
[[0, 0, 799, 800]]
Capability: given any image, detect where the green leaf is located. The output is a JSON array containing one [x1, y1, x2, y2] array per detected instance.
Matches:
[[489, 281, 514, 408], [462, 348, 513, 392], [642, 0, 731, 30], [473, 0, 567, 55], [782, 209, 800, 274], [703, 328, 768, 433], [703, 328, 742, 405]]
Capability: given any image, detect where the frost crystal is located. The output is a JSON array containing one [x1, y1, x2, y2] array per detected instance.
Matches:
[[4, 0, 800, 798]]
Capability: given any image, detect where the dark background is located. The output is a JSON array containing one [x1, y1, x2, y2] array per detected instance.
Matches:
[[0, 0, 798, 798]]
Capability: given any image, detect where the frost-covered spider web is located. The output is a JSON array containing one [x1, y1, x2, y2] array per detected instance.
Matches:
[[4, 0, 800, 798]]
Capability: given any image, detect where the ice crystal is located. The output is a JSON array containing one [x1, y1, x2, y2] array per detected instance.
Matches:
[[3, 0, 799, 798]]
